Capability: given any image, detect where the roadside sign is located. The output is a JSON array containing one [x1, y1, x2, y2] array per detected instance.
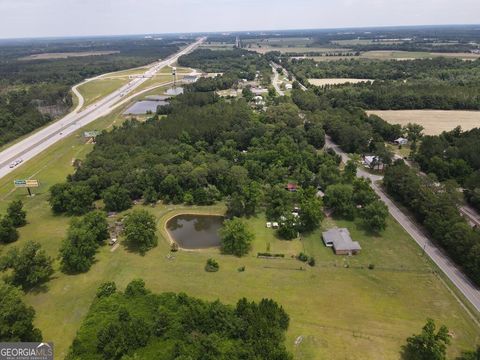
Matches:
[[26, 179, 39, 187], [14, 179, 27, 187], [14, 179, 39, 188]]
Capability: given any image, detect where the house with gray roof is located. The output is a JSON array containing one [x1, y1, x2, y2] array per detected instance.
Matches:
[[322, 228, 361, 255]]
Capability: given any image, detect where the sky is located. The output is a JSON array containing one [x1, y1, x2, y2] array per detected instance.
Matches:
[[1, 0, 479, 39]]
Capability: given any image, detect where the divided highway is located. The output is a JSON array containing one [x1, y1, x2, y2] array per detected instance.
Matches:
[[0, 37, 205, 179]]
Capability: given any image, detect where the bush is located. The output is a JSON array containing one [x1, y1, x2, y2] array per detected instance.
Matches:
[[205, 258, 219, 272], [238, 266, 246, 272], [96, 282, 117, 298], [125, 279, 148, 297], [297, 252, 309, 262], [368, 263, 375, 270], [0, 216, 19, 244], [257, 253, 285, 258], [308, 257, 316, 267]]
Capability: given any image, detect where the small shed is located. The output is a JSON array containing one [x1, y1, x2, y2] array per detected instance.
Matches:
[[322, 228, 361, 255], [394, 137, 408, 145]]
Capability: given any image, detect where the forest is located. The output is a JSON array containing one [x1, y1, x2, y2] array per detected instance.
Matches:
[[415, 127, 480, 210], [285, 57, 480, 110], [178, 48, 272, 86], [0, 36, 187, 145], [384, 160, 480, 285], [66, 280, 292, 360]]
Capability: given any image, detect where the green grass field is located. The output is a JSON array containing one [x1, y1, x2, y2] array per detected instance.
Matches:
[[76, 77, 130, 109], [0, 95, 479, 359]]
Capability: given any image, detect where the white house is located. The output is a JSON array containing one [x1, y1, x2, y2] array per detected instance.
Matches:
[[394, 137, 408, 145], [285, 83, 293, 90]]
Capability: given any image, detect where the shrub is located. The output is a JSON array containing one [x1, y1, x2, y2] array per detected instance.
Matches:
[[297, 252, 309, 262], [96, 282, 117, 298], [205, 258, 219, 272], [308, 257, 316, 266]]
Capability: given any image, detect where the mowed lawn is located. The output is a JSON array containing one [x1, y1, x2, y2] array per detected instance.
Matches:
[[367, 110, 480, 135], [0, 109, 479, 359], [77, 77, 131, 109]]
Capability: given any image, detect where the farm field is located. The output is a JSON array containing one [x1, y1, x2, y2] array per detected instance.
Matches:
[[200, 41, 235, 50], [249, 46, 344, 54], [18, 50, 120, 60], [361, 50, 480, 61], [308, 78, 373, 86], [0, 108, 479, 359], [368, 110, 480, 135], [307, 51, 480, 61]]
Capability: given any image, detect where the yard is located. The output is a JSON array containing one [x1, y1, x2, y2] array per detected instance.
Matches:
[[0, 95, 479, 359]]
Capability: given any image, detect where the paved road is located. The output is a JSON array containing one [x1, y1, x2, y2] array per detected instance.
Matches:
[[271, 61, 307, 91], [393, 154, 480, 227], [270, 63, 285, 96], [325, 136, 480, 313], [0, 38, 205, 179]]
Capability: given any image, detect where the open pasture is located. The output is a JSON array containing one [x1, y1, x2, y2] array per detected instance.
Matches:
[[368, 110, 480, 135]]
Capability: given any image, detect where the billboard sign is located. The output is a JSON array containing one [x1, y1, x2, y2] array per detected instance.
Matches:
[[14, 179, 39, 188]]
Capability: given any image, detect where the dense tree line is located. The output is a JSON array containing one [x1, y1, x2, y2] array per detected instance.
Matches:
[[285, 57, 480, 110], [66, 280, 292, 359], [50, 96, 332, 240], [178, 48, 272, 86], [0, 37, 184, 85], [414, 126, 480, 211], [317, 81, 480, 110], [0, 37, 185, 145], [288, 57, 480, 82], [0, 85, 72, 146], [384, 160, 480, 285]]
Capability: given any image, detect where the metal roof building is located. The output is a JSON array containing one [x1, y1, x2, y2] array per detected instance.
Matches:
[[322, 228, 361, 255]]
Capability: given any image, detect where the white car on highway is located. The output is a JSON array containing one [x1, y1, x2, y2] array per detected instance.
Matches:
[[9, 159, 23, 168]]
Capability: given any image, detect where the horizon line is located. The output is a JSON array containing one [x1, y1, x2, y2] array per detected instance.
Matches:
[[1, 22, 479, 42]]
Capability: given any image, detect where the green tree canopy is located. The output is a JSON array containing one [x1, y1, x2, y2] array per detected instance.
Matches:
[[6, 200, 27, 227], [401, 319, 450, 360], [124, 210, 158, 255], [220, 217, 254, 257], [0, 282, 42, 341], [362, 200, 389, 233], [0, 216, 19, 244], [3, 241, 53, 290], [324, 184, 355, 219], [103, 184, 132, 212]]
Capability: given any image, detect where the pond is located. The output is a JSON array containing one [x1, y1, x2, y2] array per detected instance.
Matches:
[[123, 100, 169, 115], [166, 214, 224, 249], [165, 87, 184, 96]]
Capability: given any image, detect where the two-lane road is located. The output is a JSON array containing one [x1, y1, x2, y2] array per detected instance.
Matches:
[[0, 38, 205, 179], [325, 136, 480, 314]]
